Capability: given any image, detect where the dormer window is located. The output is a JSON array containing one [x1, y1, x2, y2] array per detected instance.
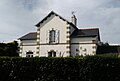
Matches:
[[49, 30, 56, 43]]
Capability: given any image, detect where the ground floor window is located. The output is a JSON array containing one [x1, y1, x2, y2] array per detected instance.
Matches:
[[26, 51, 33, 57], [48, 50, 56, 57]]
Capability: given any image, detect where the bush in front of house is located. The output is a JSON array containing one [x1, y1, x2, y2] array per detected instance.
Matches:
[[0, 56, 120, 81]]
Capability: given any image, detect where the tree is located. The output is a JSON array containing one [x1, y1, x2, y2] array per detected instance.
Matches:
[[98, 41, 109, 46], [0, 41, 19, 57]]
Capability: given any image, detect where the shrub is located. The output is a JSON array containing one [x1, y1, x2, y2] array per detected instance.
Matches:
[[0, 56, 120, 81]]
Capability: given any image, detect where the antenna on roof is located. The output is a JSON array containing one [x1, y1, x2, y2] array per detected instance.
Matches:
[[72, 11, 75, 15]]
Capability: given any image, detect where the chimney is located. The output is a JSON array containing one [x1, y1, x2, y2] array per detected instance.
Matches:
[[71, 14, 77, 26]]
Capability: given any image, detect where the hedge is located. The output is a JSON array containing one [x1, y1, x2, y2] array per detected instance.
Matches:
[[0, 56, 120, 81]]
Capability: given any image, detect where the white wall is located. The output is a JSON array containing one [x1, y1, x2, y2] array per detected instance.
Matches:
[[38, 14, 70, 57], [20, 40, 37, 57], [71, 37, 97, 56], [71, 37, 97, 43], [39, 15, 68, 43], [21, 45, 37, 57], [22, 40, 36, 45], [39, 44, 69, 57], [71, 44, 96, 56]]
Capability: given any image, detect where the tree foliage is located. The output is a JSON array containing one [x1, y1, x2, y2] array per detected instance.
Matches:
[[0, 41, 19, 57], [98, 41, 109, 46]]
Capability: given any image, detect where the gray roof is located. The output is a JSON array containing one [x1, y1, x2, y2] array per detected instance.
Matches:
[[71, 28, 100, 40], [19, 28, 100, 40], [19, 32, 37, 40]]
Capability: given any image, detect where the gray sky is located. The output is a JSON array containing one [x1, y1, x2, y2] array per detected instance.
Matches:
[[0, 0, 120, 44]]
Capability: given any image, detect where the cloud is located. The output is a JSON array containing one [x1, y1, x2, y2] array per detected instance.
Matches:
[[0, 0, 120, 44], [0, 0, 49, 42], [46, 0, 120, 44]]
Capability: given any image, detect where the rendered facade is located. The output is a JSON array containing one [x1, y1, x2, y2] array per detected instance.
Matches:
[[19, 11, 100, 57]]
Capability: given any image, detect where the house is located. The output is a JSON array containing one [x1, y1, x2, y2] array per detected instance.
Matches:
[[19, 11, 100, 57]]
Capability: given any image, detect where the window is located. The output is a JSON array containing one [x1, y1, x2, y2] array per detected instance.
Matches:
[[49, 30, 56, 43], [26, 51, 33, 57], [46, 29, 59, 44], [48, 51, 56, 57]]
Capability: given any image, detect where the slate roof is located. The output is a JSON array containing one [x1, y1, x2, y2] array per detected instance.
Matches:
[[19, 28, 100, 40], [19, 32, 37, 40], [71, 28, 100, 40]]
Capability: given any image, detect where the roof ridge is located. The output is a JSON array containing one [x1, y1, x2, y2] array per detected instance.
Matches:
[[35, 11, 77, 29], [79, 28, 99, 30], [29, 32, 37, 34], [35, 11, 70, 27]]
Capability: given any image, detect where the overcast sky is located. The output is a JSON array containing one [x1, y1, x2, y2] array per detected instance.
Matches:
[[0, 0, 120, 44]]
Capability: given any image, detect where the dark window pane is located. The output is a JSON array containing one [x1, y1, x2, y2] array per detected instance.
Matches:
[[49, 30, 55, 43]]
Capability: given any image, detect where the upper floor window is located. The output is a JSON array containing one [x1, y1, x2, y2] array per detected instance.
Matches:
[[49, 30, 56, 43], [46, 29, 59, 44]]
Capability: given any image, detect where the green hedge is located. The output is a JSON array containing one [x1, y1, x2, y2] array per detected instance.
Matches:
[[0, 56, 120, 81]]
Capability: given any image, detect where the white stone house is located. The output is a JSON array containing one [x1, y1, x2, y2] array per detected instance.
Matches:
[[19, 11, 100, 57]]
